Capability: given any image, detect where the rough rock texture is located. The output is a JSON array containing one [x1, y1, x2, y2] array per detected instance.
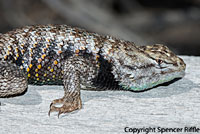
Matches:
[[0, 56, 199, 134]]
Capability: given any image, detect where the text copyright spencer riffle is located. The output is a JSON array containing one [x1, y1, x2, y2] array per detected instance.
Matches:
[[124, 126, 200, 134]]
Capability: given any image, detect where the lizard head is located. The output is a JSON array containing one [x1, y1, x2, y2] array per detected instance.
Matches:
[[111, 43, 186, 91]]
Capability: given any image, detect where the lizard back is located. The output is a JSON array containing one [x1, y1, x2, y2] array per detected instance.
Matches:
[[0, 25, 106, 86]]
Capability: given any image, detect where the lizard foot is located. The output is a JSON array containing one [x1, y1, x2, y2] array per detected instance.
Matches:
[[48, 95, 82, 118]]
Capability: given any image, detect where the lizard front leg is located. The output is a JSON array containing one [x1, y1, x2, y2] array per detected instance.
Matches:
[[48, 60, 82, 117], [48, 55, 98, 117]]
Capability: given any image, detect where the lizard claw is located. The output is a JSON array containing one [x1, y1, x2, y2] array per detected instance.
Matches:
[[49, 102, 53, 108], [48, 109, 51, 117], [58, 111, 62, 118], [48, 96, 82, 117]]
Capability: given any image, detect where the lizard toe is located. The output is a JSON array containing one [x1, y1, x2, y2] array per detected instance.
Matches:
[[48, 96, 82, 117]]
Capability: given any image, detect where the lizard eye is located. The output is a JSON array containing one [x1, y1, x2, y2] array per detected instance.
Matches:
[[156, 59, 163, 65], [124, 65, 137, 70]]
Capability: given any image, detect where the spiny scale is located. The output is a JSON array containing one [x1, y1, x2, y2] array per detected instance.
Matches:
[[0, 25, 103, 85]]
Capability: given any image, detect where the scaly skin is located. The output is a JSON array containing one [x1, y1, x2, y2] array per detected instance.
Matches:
[[0, 25, 186, 117]]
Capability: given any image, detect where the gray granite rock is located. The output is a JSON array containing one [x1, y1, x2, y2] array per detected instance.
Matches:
[[0, 56, 200, 134]]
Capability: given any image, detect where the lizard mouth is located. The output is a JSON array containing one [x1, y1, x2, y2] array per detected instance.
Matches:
[[120, 69, 185, 91]]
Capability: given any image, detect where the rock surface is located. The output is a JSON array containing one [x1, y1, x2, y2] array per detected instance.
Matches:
[[0, 56, 200, 134]]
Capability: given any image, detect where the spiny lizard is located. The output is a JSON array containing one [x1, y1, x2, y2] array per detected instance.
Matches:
[[0, 25, 186, 117]]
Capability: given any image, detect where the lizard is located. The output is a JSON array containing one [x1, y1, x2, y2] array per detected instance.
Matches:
[[0, 24, 186, 117]]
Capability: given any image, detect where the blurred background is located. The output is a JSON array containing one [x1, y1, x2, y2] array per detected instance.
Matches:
[[0, 0, 199, 55]]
